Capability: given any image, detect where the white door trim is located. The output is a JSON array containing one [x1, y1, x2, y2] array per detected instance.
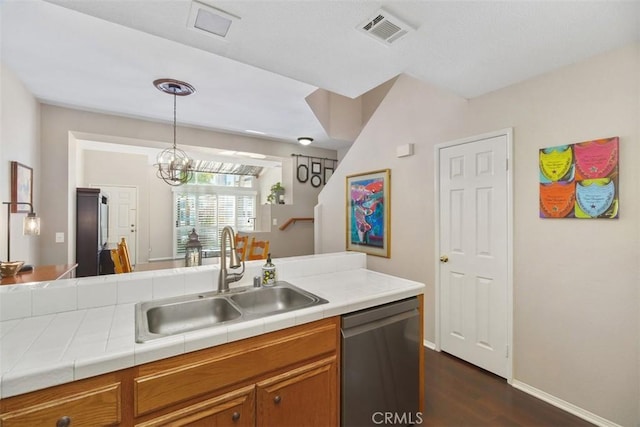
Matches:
[[433, 128, 514, 383]]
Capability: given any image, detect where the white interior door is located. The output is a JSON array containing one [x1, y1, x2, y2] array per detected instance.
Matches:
[[437, 131, 512, 379], [95, 185, 138, 266]]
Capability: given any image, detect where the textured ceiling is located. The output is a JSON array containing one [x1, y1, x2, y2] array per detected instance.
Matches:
[[2, 0, 639, 151]]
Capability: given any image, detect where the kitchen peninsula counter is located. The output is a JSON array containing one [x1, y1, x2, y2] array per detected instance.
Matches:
[[0, 252, 424, 399], [0, 264, 77, 286]]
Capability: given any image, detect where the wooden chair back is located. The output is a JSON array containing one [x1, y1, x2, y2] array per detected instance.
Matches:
[[111, 237, 133, 273], [247, 239, 270, 261], [235, 234, 250, 261]]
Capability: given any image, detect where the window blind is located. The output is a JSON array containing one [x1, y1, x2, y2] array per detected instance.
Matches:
[[174, 190, 256, 257]]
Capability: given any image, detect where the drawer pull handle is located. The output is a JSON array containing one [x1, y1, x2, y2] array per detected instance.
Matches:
[[56, 416, 71, 427], [232, 411, 241, 421], [274, 395, 282, 404]]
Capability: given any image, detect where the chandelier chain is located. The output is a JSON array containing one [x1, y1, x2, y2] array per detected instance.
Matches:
[[173, 92, 177, 150]]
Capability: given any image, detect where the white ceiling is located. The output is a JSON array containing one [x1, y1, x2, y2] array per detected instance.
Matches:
[[2, 0, 639, 152]]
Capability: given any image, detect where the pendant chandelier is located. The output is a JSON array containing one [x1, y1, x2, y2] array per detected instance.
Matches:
[[153, 78, 196, 186]]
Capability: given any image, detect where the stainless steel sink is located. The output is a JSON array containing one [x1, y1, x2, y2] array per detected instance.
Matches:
[[146, 296, 242, 334], [135, 281, 327, 342], [230, 284, 325, 314]]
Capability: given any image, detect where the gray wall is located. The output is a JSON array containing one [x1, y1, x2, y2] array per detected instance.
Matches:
[[317, 43, 639, 426], [0, 65, 40, 265], [38, 105, 335, 266]]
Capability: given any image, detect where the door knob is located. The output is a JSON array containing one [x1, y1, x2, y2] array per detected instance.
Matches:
[[439, 255, 449, 263]]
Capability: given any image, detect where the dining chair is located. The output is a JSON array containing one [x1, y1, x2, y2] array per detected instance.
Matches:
[[247, 239, 270, 261], [235, 234, 250, 262], [111, 237, 133, 273]]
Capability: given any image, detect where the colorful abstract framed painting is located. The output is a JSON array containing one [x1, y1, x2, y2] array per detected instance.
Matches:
[[346, 169, 390, 257], [539, 136, 619, 219], [10, 161, 33, 213]]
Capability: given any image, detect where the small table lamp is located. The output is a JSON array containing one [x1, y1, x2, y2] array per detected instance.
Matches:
[[2, 201, 41, 274]]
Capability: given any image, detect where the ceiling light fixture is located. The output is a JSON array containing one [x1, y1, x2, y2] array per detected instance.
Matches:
[[153, 78, 196, 186], [298, 137, 313, 146]]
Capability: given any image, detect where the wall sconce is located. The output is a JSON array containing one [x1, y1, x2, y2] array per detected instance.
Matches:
[[2, 201, 40, 273], [297, 137, 313, 146]]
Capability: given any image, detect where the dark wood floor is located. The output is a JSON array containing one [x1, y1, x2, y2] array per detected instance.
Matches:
[[423, 349, 595, 426]]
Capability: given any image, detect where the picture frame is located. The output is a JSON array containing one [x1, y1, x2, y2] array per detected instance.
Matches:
[[346, 169, 390, 257], [296, 164, 309, 183], [310, 174, 322, 188], [324, 167, 334, 185], [311, 161, 322, 175], [539, 136, 619, 219], [10, 161, 33, 213]]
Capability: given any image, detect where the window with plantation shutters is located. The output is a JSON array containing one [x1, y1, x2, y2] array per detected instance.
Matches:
[[173, 173, 257, 257]]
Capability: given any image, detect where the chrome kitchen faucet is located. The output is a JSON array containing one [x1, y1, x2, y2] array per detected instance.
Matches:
[[218, 226, 245, 292]]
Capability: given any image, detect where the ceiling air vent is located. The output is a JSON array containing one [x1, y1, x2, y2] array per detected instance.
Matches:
[[187, 1, 240, 40], [357, 9, 414, 45]]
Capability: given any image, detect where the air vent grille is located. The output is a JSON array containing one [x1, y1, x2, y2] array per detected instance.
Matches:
[[357, 9, 414, 45], [187, 1, 239, 40]]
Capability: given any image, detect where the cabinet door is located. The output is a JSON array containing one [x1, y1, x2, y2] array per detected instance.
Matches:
[[256, 356, 338, 427], [135, 385, 255, 427]]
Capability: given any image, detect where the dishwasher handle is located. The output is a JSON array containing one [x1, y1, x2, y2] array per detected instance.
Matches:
[[342, 297, 419, 329], [341, 309, 418, 339]]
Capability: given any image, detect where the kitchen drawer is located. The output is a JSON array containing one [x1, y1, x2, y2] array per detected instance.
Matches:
[[0, 382, 121, 427], [135, 384, 255, 427], [134, 317, 338, 417]]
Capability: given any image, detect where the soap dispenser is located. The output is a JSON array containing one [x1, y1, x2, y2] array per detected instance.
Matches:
[[262, 253, 276, 286]]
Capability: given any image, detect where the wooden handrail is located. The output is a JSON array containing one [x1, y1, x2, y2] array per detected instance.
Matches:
[[279, 217, 314, 231]]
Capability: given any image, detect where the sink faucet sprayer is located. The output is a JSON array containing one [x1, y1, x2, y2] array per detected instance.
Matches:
[[218, 226, 245, 293]]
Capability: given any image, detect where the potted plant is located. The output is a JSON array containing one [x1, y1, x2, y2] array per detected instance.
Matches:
[[267, 182, 285, 204]]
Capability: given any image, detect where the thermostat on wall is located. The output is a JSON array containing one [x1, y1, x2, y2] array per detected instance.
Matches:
[[397, 143, 414, 158]]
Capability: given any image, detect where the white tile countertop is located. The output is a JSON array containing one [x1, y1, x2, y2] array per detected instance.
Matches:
[[0, 252, 424, 399]]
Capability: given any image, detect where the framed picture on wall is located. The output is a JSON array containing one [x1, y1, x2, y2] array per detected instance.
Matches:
[[346, 169, 390, 258], [10, 161, 33, 213], [324, 167, 334, 185], [311, 161, 322, 175]]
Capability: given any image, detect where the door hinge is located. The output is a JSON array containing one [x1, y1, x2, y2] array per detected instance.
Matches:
[[505, 345, 509, 358], [506, 158, 509, 171]]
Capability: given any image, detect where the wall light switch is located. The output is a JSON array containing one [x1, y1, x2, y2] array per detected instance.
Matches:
[[55, 232, 65, 243], [272, 218, 278, 226]]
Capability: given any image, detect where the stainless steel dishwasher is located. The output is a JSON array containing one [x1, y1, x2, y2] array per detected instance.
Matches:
[[341, 297, 420, 427]]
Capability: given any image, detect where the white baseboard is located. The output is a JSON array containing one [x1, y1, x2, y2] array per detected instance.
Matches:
[[512, 380, 621, 427], [423, 339, 436, 350]]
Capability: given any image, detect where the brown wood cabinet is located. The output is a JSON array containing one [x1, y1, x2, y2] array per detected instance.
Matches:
[[133, 317, 340, 426], [0, 373, 124, 427], [0, 317, 340, 427], [256, 357, 337, 427], [135, 385, 256, 427]]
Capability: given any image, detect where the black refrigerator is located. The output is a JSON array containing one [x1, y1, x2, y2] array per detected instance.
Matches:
[[76, 188, 109, 277]]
